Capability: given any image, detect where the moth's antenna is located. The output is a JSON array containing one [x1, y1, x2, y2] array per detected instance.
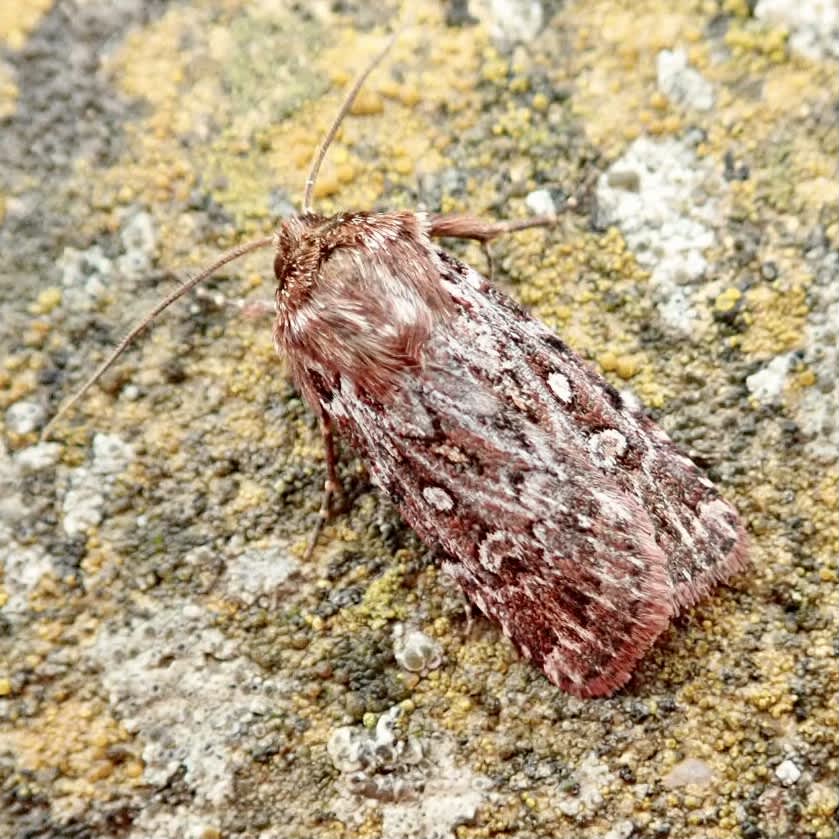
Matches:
[[302, 33, 397, 214], [42, 234, 276, 441]]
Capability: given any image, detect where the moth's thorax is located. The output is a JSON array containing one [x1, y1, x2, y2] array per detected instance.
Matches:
[[271, 211, 456, 404]]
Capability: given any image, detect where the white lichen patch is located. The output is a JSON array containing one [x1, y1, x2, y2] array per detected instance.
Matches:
[[58, 210, 158, 312], [4, 400, 46, 435], [798, 248, 838, 462], [483, 0, 544, 45], [90, 598, 287, 807], [597, 137, 723, 335], [126, 808, 224, 839], [219, 541, 299, 606], [327, 705, 423, 782], [329, 705, 489, 839], [116, 209, 157, 279], [62, 433, 134, 537], [0, 439, 59, 620], [657, 48, 714, 111], [755, 0, 839, 60], [14, 441, 61, 472], [746, 352, 794, 404], [558, 753, 616, 817]]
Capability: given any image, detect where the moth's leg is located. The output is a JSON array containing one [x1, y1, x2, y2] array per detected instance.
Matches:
[[480, 241, 496, 283], [429, 214, 555, 282], [462, 598, 477, 637], [192, 286, 275, 320], [437, 553, 481, 637], [304, 411, 344, 560], [428, 213, 556, 243]]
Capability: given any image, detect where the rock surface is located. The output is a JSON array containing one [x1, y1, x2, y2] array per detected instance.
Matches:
[[0, 1, 836, 838]]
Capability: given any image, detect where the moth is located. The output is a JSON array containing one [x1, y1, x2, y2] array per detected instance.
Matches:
[[45, 39, 747, 697]]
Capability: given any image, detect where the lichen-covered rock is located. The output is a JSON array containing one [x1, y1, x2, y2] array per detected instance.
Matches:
[[0, 1, 835, 838]]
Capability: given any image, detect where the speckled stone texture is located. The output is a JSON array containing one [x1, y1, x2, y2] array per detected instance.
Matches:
[[0, 1, 836, 838]]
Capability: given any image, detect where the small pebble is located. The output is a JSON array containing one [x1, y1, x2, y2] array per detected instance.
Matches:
[[525, 189, 556, 216], [775, 758, 801, 786], [5, 400, 45, 435]]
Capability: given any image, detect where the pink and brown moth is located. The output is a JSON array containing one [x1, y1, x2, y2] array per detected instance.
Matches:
[[45, 39, 748, 697]]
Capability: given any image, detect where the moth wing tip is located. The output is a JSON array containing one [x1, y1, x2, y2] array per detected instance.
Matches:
[[541, 595, 674, 699], [672, 520, 751, 612]]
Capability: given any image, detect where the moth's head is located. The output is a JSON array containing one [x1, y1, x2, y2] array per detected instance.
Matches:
[[273, 214, 325, 296]]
